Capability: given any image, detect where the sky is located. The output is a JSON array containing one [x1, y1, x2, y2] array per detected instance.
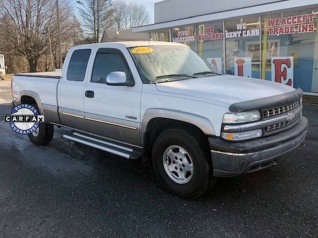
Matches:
[[123, 0, 163, 24], [74, 0, 163, 27]]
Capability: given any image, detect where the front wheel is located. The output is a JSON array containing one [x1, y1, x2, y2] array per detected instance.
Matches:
[[28, 122, 54, 145], [152, 128, 216, 198]]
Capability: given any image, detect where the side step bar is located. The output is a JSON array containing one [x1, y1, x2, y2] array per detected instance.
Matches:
[[63, 132, 142, 160]]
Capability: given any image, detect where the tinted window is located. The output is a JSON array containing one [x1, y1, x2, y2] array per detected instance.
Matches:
[[66, 49, 91, 81], [91, 51, 130, 84]]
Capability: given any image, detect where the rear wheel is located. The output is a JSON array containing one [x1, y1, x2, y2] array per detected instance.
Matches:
[[152, 128, 216, 198], [27, 105, 54, 145], [28, 122, 54, 145]]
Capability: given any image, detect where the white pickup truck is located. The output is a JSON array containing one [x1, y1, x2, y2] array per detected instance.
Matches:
[[12, 41, 308, 198]]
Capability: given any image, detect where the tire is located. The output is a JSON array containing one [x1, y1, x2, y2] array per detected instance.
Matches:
[[152, 128, 216, 198], [28, 105, 54, 145], [27, 104, 54, 145], [28, 122, 54, 145]]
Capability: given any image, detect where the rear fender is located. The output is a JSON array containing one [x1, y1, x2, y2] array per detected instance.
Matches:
[[19, 90, 44, 114]]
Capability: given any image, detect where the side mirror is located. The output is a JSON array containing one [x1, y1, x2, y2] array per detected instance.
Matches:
[[106, 71, 134, 87]]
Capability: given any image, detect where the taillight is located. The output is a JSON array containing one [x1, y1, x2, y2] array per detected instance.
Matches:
[[11, 77, 13, 96]]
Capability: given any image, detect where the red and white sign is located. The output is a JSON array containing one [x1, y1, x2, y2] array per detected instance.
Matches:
[[198, 26, 223, 41], [234, 57, 252, 77], [271, 57, 294, 87], [268, 13, 315, 35]]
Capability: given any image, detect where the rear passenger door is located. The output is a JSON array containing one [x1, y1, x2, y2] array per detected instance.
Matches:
[[58, 48, 91, 130], [84, 48, 142, 145]]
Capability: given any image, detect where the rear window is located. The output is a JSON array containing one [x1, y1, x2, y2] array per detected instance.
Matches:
[[66, 49, 91, 81]]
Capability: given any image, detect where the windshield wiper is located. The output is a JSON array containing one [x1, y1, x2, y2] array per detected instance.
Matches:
[[193, 71, 221, 77], [156, 74, 190, 79], [155, 74, 195, 83]]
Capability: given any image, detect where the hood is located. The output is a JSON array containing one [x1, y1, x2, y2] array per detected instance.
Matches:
[[155, 75, 295, 106]]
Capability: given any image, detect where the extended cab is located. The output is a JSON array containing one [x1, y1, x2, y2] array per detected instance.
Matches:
[[12, 42, 308, 198]]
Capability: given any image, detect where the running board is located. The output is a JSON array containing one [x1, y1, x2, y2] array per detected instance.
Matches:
[[63, 132, 142, 160]]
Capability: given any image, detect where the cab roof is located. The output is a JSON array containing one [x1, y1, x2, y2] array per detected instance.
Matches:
[[73, 41, 185, 49]]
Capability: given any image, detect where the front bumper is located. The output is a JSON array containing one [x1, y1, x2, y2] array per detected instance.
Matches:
[[209, 117, 308, 177]]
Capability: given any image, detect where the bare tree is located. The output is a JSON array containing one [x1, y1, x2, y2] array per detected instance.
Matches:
[[113, 0, 150, 29], [112, 0, 127, 29], [77, 0, 115, 43], [0, 0, 83, 72]]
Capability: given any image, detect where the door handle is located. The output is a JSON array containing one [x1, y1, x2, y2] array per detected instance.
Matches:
[[85, 90, 94, 98]]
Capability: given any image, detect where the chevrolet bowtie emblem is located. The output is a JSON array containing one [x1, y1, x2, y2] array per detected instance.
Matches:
[[286, 112, 296, 122]]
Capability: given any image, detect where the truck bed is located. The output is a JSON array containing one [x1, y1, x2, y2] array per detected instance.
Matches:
[[12, 72, 60, 115]]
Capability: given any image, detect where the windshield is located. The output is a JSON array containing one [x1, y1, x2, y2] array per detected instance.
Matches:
[[129, 45, 218, 83]]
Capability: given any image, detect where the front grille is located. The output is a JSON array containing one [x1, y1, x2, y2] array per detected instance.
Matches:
[[265, 115, 299, 133], [222, 97, 303, 141], [262, 99, 301, 135], [262, 101, 299, 119]]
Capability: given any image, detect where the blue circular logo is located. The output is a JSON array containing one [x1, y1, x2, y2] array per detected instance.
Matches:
[[9, 104, 40, 135]]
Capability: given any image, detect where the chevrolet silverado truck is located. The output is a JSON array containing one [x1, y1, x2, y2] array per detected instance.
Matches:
[[12, 41, 308, 198]]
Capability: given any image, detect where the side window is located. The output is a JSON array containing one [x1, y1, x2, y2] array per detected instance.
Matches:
[[91, 50, 130, 84], [66, 49, 91, 81]]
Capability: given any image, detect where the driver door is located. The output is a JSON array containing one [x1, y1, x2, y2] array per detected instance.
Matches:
[[84, 48, 142, 145]]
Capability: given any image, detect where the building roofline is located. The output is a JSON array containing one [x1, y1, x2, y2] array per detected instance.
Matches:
[[133, 0, 318, 32]]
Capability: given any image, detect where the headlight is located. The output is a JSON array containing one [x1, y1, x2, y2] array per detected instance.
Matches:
[[222, 129, 263, 141], [300, 97, 303, 106], [222, 110, 261, 124]]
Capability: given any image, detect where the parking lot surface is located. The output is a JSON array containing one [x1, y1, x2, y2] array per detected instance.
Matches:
[[0, 80, 318, 237]]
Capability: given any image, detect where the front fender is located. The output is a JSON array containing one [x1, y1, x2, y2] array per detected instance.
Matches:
[[141, 108, 216, 138]]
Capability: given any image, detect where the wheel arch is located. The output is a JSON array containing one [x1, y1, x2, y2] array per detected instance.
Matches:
[[141, 109, 215, 163], [19, 91, 44, 114]]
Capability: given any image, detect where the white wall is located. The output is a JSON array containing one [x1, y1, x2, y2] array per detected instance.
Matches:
[[155, 0, 287, 23]]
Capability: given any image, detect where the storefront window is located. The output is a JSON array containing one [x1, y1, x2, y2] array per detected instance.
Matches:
[[147, 7, 318, 94], [197, 21, 224, 74], [150, 31, 170, 42], [224, 16, 261, 78], [262, 9, 318, 93]]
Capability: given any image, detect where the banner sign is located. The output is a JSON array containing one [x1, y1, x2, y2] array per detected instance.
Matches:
[[268, 13, 315, 35], [198, 22, 260, 41], [225, 23, 260, 39], [198, 26, 223, 41], [172, 30, 195, 43]]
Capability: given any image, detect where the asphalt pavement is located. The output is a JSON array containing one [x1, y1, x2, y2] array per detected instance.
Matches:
[[0, 79, 317, 238]]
